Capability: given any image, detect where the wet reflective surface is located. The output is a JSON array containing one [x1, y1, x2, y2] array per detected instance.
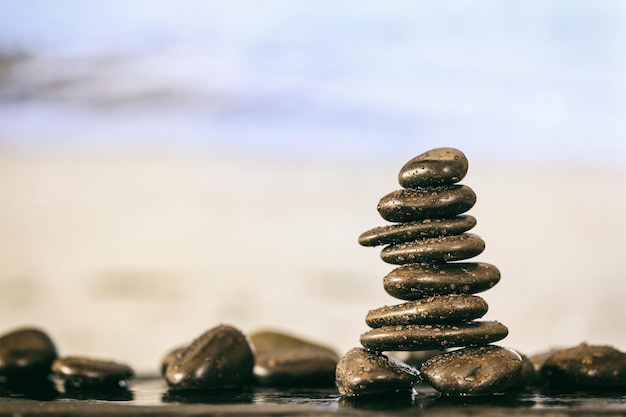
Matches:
[[2, 377, 626, 415]]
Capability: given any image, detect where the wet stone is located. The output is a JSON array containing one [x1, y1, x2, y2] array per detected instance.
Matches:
[[360, 321, 508, 351], [383, 262, 500, 300], [421, 345, 523, 395], [377, 186, 476, 223], [249, 330, 339, 387], [52, 356, 134, 389], [540, 343, 626, 389], [381, 233, 485, 264], [160, 346, 185, 377], [165, 324, 255, 391], [335, 347, 420, 397], [0, 327, 58, 380], [398, 147, 469, 188], [365, 294, 488, 328], [510, 351, 538, 390], [358, 215, 476, 247]]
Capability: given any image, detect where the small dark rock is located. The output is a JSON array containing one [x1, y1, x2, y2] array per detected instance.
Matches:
[[398, 147, 469, 188], [0, 327, 57, 380], [540, 343, 626, 389], [358, 215, 476, 247], [383, 262, 500, 300], [165, 324, 254, 390], [365, 294, 488, 327], [380, 233, 485, 264], [335, 347, 420, 397], [52, 356, 134, 389], [249, 329, 339, 387], [360, 321, 508, 351], [421, 345, 523, 395], [377, 186, 476, 223]]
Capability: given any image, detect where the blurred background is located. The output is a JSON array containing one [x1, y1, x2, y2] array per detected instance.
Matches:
[[0, 1, 625, 373]]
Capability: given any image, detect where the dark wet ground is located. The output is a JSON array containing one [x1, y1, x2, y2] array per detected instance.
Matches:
[[2, 377, 626, 416]]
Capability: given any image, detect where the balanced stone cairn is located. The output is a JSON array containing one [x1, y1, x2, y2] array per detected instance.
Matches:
[[336, 147, 523, 396]]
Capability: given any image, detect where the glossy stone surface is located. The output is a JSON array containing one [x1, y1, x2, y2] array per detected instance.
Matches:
[[381, 233, 485, 264], [398, 148, 469, 188], [540, 343, 626, 389], [383, 262, 501, 300], [377, 186, 476, 223], [249, 330, 339, 387], [52, 356, 135, 388], [335, 347, 420, 397], [165, 324, 255, 390], [365, 295, 488, 327], [360, 321, 508, 351], [160, 346, 185, 377], [358, 215, 476, 247], [421, 345, 523, 395], [0, 327, 57, 379]]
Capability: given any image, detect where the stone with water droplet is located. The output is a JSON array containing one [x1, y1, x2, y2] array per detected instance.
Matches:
[[335, 347, 420, 397], [421, 345, 522, 395], [0, 327, 58, 381], [380, 233, 485, 264], [399, 147, 469, 188], [52, 356, 134, 389], [377, 186, 476, 222]]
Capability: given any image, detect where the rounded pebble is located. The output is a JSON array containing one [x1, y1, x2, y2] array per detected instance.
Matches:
[[52, 356, 134, 389], [165, 324, 255, 391], [358, 215, 476, 247], [377, 186, 476, 223], [383, 262, 500, 300], [0, 327, 57, 379], [398, 148, 469, 188], [421, 345, 523, 395], [360, 321, 508, 351], [365, 294, 488, 328], [335, 347, 420, 397], [380, 233, 485, 264]]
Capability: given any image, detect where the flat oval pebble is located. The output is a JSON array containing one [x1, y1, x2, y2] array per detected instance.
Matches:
[[399, 147, 469, 188], [360, 321, 508, 351], [365, 294, 488, 328], [540, 343, 626, 389], [335, 347, 420, 397], [377, 186, 476, 223], [384, 262, 500, 300], [358, 215, 477, 247], [381, 233, 485, 264], [249, 330, 339, 387], [165, 324, 255, 390], [421, 345, 522, 395], [0, 327, 57, 379], [52, 356, 135, 388]]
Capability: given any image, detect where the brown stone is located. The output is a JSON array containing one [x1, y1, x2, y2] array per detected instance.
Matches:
[[398, 147, 469, 188], [377, 186, 476, 222], [381, 233, 485, 264]]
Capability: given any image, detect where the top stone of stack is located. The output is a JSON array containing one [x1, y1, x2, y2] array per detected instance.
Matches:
[[398, 147, 468, 188]]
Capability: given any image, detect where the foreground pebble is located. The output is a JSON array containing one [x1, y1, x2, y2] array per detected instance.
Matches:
[[380, 233, 485, 264], [335, 347, 420, 397], [0, 327, 58, 380], [249, 330, 339, 387], [540, 343, 626, 389], [165, 324, 254, 390], [421, 345, 523, 395], [52, 356, 134, 389], [398, 147, 469, 188]]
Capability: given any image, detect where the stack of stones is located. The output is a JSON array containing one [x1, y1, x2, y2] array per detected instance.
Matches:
[[336, 147, 523, 396]]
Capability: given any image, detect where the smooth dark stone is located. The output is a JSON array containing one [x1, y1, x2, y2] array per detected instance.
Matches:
[[377, 186, 476, 223], [165, 324, 254, 390], [398, 147, 469, 188], [510, 351, 538, 390], [160, 346, 185, 377], [358, 215, 476, 247], [381, 233, 485, 264], [52, 356, 134, 389], [384, 262, 500, 300], [540, 343, 626, 389], [360, 321, 508, 351], [366, 295, 488, 328], [249, 330, 339, 387], [335, 347, 420, 397], [421, 345, 523, 395], [0, 327, 57, 379]]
